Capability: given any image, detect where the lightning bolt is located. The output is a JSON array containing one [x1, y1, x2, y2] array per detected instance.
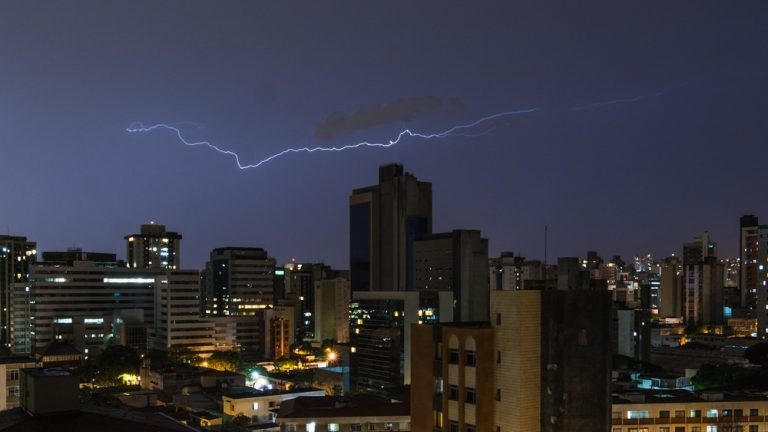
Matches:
[[126, 108, 538, 170], [570, 80, 696, 111]]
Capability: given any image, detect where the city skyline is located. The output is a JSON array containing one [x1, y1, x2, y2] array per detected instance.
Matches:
[[2, 1, 768, 268]]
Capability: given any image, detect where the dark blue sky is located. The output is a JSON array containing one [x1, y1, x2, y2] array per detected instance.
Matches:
[[2, 1, 767, 268]]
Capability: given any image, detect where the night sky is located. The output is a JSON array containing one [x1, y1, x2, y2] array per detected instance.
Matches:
[[2, 1, 767, 269]]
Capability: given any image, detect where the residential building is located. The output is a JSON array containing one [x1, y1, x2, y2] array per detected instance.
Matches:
[[612, 389, 768, 432], [221, 387, 325, 426], [0, 357, 37, 410], [489, 252, 524, 291], [124, 223, 182, 270], [349, 163, 432, 292], [277, 395, 411, 431], [413, 229, 489, 322], [202, 247, 276, 317], [660, 257, 682, 319], [0, 235, 36, 348], [314, 276, 350, 343], [151, 270, 215, 357], [741, 216, 768, 336]]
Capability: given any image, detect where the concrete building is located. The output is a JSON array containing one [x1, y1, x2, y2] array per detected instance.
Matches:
[[349, 290, 453, 395], [741, 215, 768, 337], [349, 163, 432, 292], [221, 387, 325, 426], [491, 289, 612, 432], [210, 314, 270, 361], [413, 229, 489, 322], [612, 389, 768, 432], [280, 263, 345, 342], [151, 270, 215, 357], [489, 252, 525, 291], [411, 323, 494, 432], [124, 223, 181, 270], [202, 247, 276, 317], [683, 257, 725, 326], [277, 395, 411, 432], [0, 357, 37, 410], [660, 256, 682, 318], [12, 253, 160, 355], [0, 235, 36, 349], [314, 277, 350, 343]]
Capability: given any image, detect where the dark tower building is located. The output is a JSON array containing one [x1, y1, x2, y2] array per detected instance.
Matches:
[[202, 247, 275, 317], [0, 235, 36, 348], [349, 163, 432, 292], [125, 223, 182, 269]]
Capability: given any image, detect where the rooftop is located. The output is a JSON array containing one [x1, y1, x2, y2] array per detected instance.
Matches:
[[613, 390, 768, 405], [278, 395, 410, 420]]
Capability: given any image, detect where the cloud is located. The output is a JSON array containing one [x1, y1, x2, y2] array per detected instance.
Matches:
[[313, 96, 463, 140]]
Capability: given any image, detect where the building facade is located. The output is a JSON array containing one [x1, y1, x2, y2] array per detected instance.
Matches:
[[202, 247, 276, 317], [0, 235, 36, 348], [349, 163, 432, 292], [124, 223, 181, 270]]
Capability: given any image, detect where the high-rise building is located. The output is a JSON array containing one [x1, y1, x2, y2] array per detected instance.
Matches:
[[413, 229, 489, 322], [280, 262, 344, 341], [489, 252, 524, 291], [412, 289, 612, 432], [349, 290, 453, 396], [659, 256, 682, 318], [151, 270, 215, 357], [682, 233, 724, 326], [349, 163, 432, 292], [125, 223, 182, 269], [314, 276, 350, 343], [12, 252, 158, 355], [741, 215, 768, 336], [202, 247, 276, 317], [491, 289, 611, 432], [0, 235, 36, 348]]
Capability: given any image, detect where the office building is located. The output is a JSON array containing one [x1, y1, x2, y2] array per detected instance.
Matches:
[[124, 223, 181, 269], [202, 247, 276, 317], [151, 270, 215, 357], [0, 235, 36, 348], [11, 252, 159, 355], [413, 229, 489, 321], [349, 163, 432, 292], [281, 262, 344, 342], [0, 357, 37, 410], [350, 290, 453, 395]]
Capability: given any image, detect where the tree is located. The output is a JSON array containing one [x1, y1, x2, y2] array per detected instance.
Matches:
[[90, 345, 141, 386], [223, 414, 250, 432], [207, 350, 241, 372]]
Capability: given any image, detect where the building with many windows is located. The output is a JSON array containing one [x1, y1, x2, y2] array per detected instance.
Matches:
[[612, 390, 768, 432], [124, 223, 181, 270], [0, 357, 38, 411], [202, 247, 275, 317], [0, 235, 36, 349], [349, 163, 432, 292]]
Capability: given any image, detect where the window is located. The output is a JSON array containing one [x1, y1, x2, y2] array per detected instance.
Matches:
[[707, 409, 718, 418], [691, 410, 702, 418], [675, 410, 685, 418], [449, 349, 460, 364], [6, 370, 18, 382], [7, 386, 19, 398], [252, 402, 259, 411], [466, 426, 476, 432], [496, 313, 501, 325], [466, 350, 476, 366], [691, 427, 701, 432], [675, 428, 686, 432], [750, 408, 759, 416], [368, 425, 376, 431], [734, 409, 743, 417], [449, 421, 459, 432], [660, 428, 670, 432], [660, 410, 670, 418], [496, 388, 501, 401], [466, 388, 476, 404], [750, 425, 758, 432], [328, 424, 339, 432], [627, 411, 650, 419], [496, 351, 501, 364], [449, 385, 459, 400], [351, 424, 362, 432]]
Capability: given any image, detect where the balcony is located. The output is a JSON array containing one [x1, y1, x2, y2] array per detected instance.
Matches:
[[612, 415, 768, 426]]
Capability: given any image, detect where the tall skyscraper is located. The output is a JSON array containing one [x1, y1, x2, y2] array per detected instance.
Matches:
[[659, 256, 682, 318], [349, 163, 432, 292], [0, 235, 36, 348], [201, 247, 276, 317], [741, 215, 768, 336], [125, 223, 182, 269], [682, 233, 724, 326], [413, 229, 489, 322]]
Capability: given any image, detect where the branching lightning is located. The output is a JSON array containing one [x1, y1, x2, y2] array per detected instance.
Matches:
[[127, 80, 699, 170], [126, 108, 538, 170]]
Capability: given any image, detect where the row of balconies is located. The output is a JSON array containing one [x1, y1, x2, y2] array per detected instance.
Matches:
[[614, 416, 768, 425]]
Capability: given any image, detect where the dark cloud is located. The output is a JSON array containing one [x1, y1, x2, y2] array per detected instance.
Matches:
[[313, 96, 463, 140]]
